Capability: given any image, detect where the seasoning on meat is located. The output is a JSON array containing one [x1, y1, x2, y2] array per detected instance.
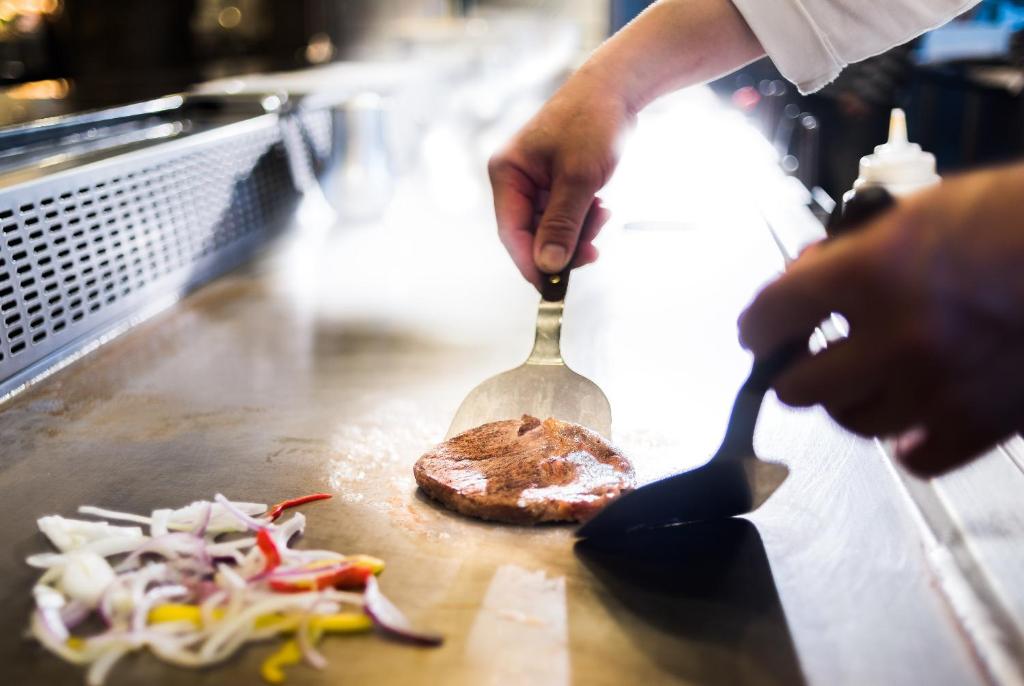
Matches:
[[414, 416, 635, 524]]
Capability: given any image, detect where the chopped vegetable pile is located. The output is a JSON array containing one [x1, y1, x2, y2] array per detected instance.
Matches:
[[26, 493, 442, 685]]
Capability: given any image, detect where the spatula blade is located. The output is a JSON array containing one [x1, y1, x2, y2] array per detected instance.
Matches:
[[576, 457, 789, 539], [446, 363, 612, 440]]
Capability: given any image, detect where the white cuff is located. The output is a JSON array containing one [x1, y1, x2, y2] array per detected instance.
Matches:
[[730, 0, 844, 94]]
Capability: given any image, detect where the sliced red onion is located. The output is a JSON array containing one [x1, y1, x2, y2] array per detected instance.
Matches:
[[297, 613, 328, 670], [133, 584, 188, 634], [267, 562, 349, 581], [363, 577, 443, 647], [214, 494, 272, 533], [193, 502, 213, 537], [60, 600, 91, 630], [97, 580, 120, 627], [28, 491, 441, 685], [116, 533, 204, 572]]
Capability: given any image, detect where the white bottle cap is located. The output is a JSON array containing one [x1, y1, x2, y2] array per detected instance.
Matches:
[[853, 109, 940, 196]]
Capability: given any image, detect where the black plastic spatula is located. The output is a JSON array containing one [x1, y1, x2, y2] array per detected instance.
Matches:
[[577, 187, 895, 539]]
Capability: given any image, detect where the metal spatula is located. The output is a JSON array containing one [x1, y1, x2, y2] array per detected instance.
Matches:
[[575, 343, 801, 538], [446, 269, 612, 439], [577, 187, 896, 539]]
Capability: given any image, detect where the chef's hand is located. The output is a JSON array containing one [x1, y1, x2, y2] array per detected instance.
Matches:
[[488, 0, 764, 288], [488, 70, 629, 287], [739, 164, 1024, 477]]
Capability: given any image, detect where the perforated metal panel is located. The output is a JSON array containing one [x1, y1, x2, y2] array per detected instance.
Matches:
[[0, 113, 299, 395], [298, 108, 334, 172]]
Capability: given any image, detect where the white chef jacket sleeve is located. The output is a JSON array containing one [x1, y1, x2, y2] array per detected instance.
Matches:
[[729, 0, 981, 93]]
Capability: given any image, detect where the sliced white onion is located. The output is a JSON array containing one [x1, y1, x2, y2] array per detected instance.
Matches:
[[78, 506, 152, 527], [274, 512, 306, 544], [38, 516, 144, 553], [60, 551, 116, 608], [31, 611, 86, 664], [26, 493, 442, 686], [86, 643, 132, 686], [26, 552, 66, 569], [150, 509, 172, 538]]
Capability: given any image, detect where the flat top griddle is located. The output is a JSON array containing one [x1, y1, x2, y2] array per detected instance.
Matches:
[[0, 89, 1000, 686]]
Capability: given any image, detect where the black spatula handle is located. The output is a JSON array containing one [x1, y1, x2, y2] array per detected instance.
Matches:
[[745, 339, 809, 395], [755, 187, 896, 381], [541, 268, 570, 302], [826, 186, 896, 239], [540, 235, 583, 303]]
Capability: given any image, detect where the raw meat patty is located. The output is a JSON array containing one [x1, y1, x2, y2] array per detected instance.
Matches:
[[414, 415, 635, 524]]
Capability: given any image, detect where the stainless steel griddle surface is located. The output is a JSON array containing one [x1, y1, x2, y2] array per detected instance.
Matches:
[[0, 90, 990, 685]]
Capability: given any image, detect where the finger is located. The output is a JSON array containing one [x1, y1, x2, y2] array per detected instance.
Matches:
[[772, 337, 889, 410], [533, 199, 606, 269], [500, 225, 544, 288], [899, 417, 1005, 478], [829, 348, 945, 438], [830, 385, 923, 439], [738, 238, 873, 357], [574, 244, 600, 269], [795, 240, 825, 260], [490, 157, 544, 287], [898, 360, 1024, 477], [579, 199, 609, 246], [572, 200, 611, 269], [534, 171, 601, 274]]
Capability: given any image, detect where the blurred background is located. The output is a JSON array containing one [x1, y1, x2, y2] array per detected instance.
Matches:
[[1, 0, 1024, 200]]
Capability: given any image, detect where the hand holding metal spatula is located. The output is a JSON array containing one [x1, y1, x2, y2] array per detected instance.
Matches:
[[577, 188, 896, 538], [446, 264, 612, 439]]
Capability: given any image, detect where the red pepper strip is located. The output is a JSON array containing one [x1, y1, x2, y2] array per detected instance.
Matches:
[[266, 493, 333, 522], [269, 564, 374, 593], [256, 528, 282, 572]]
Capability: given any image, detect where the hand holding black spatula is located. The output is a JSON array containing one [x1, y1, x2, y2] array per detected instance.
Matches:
[[577, 187, 896, 538]]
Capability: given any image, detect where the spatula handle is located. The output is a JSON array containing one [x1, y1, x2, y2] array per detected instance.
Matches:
[[826, 186, 896, 239], [745, 339, 808, 396], [752, 188, 896, 385], [540, 267, 571, 302], [719, 187, 897, 456]]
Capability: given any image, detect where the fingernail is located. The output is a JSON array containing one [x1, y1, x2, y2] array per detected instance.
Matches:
[[894, 425, 927, 459], [538, 244, 568, 273]]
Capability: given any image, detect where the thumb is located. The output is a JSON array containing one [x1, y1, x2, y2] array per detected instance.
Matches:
[[534, 171, 600, 274]]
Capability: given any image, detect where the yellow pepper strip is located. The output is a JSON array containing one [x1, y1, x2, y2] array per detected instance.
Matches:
[[346, 554, 385, 575], [66, 637, 84, 650], [298, 554, 383, 575], [311, 612, 372, 634], [255, 615, 301, 634], [149, 604, 207, 626], [260, 639, 302, 684], [149, 604, 371, 635]]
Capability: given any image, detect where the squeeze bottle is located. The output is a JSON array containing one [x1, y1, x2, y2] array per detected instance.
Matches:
[[843, 108, 940, 207]]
